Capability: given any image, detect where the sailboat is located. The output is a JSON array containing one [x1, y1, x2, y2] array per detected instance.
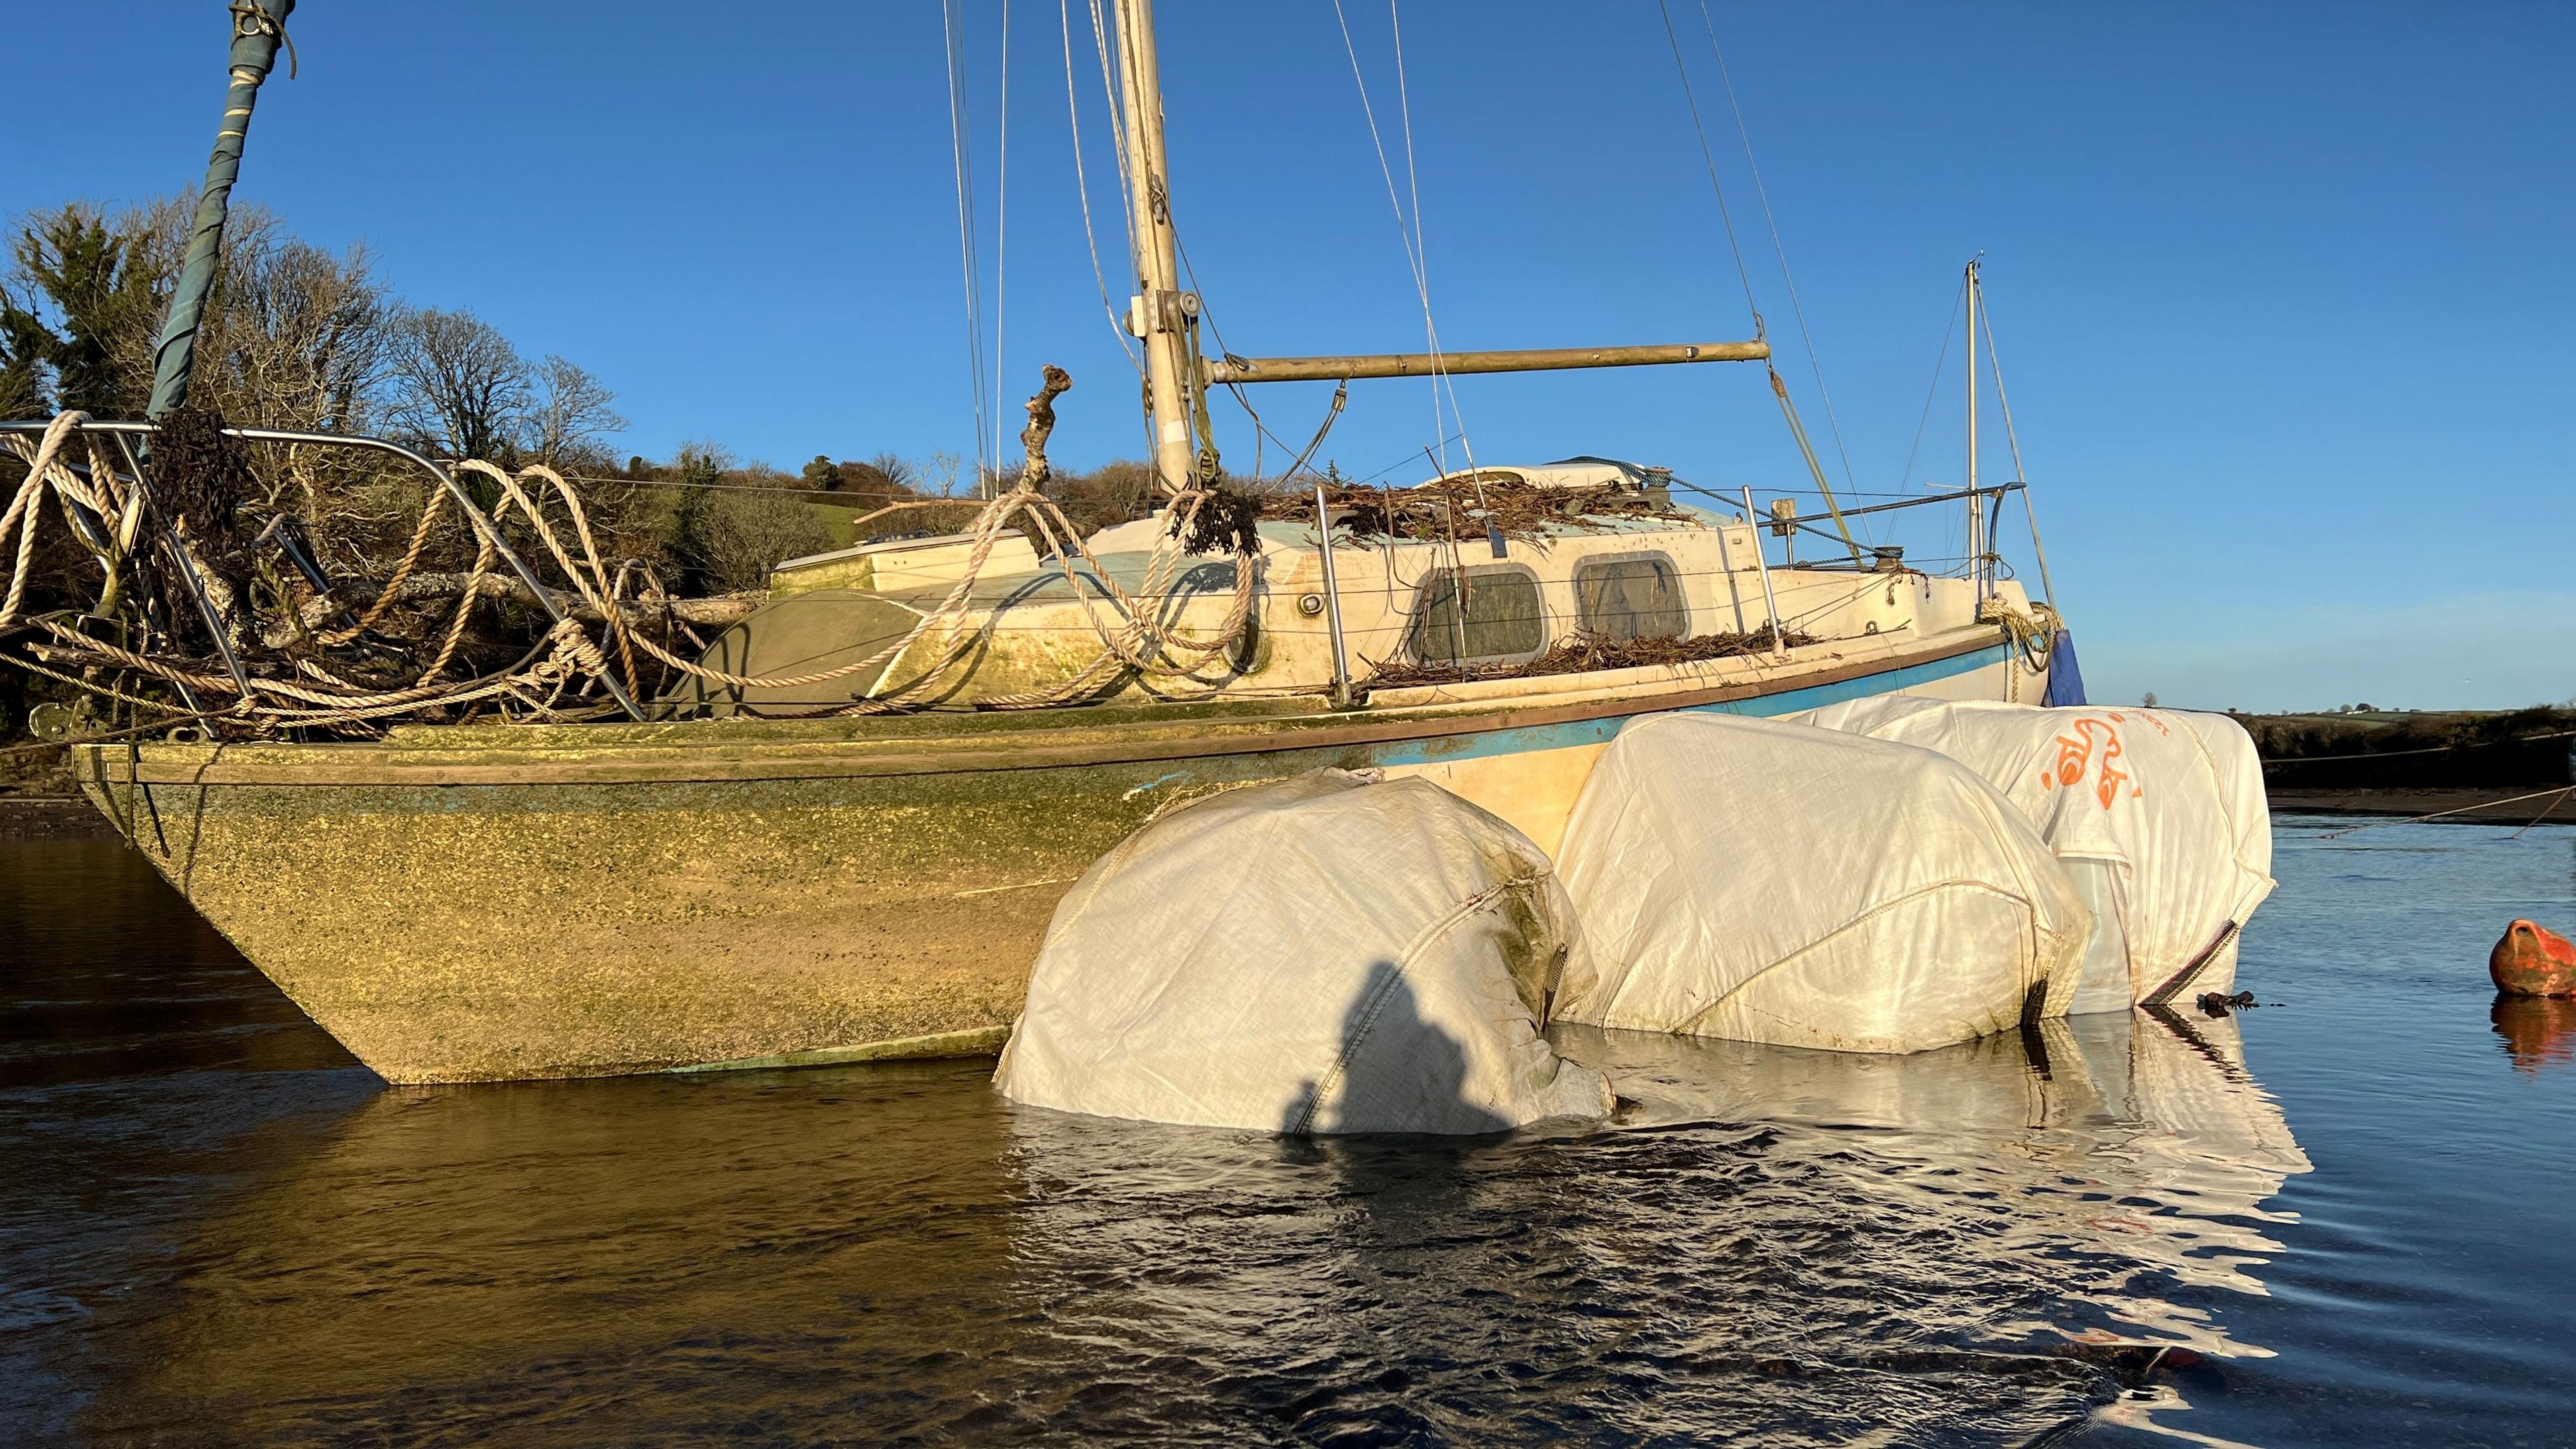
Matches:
[[12, 1, 2080, 1083]]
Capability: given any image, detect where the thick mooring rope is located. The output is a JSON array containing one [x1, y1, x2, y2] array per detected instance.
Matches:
[[0, 412, 1262, 735]]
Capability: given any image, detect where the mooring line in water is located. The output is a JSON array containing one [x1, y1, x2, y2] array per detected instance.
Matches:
[[2316, 786, 2576, 839]]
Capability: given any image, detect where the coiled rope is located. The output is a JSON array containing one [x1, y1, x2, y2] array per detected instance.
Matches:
[[0, 411, 1263, 735]]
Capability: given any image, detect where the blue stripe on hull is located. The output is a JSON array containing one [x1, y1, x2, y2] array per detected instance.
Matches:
[[1368, 642, 2010, 769]]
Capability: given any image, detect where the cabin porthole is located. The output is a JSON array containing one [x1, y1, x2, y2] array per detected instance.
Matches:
[[1296, 593, 1326, 617]]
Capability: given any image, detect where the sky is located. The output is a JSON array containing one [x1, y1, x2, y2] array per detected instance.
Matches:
[[17, 1, 2574, 712]]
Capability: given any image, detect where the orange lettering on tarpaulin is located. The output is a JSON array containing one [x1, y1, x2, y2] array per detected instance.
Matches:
[[2039, 717, 2143, 809], [2095, 727, 2130, 809]]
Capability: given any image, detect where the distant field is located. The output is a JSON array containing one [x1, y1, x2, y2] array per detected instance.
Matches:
[[808, 500, 859, 550]]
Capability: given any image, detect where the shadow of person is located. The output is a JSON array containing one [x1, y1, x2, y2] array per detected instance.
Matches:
[[2492, 994, 2576, 1075], [1279, 959, 1513, 1138]]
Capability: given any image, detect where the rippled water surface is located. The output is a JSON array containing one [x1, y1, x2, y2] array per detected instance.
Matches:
[[3, 815, 2571, 1446]]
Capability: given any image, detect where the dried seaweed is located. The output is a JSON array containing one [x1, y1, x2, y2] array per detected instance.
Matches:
[[1258, 472, 1690, 544], [150, 405, 256, 549], [1173, 486, 1263, 555], [1362, 627, 1817, 690]]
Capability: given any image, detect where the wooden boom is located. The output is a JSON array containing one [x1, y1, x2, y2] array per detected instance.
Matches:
[[1205, 339, 1769, 385]]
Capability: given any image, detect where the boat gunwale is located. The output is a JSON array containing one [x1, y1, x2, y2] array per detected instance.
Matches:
[[74, 630, 2006, 788]]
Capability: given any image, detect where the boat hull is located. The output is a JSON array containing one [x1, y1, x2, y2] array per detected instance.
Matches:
[[76, 631, 2035, 1083]]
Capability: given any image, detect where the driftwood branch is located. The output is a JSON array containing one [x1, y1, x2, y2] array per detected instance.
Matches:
[[1018, 364, 1072, 491]]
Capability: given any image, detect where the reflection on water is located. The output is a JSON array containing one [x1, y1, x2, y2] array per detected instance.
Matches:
[[2491, 994, 2576, 1073], [8, 822, 2572, 1445], [995, 1010, 2308, 1444]]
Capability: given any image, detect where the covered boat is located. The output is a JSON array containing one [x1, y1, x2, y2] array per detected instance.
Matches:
[[1796, 697, 2273, 1008], [996, 770, 1609, 1134], [1551, 712, 2091, 1054]]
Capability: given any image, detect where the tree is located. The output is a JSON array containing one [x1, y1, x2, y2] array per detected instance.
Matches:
[[665, 440, 733, 596], [384, 306, 529, 462], [0, 306, 48, 419], [2141, 691, 2158, 708], [801, 454, 842, 492], [695, 490, 833, 590], [199, 219, 392, 435], [2, 201, 174, 417], [522, 355, 626, 467]]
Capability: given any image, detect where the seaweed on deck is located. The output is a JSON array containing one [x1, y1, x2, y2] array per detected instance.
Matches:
[[1258, 472, 1692, 544], [1364, 629, 1816, 690]]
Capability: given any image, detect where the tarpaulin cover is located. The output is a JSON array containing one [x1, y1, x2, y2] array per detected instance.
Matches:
[[996, 770, 1611, 1134], [1794, 698, 2273, 1009], [1552, 713, 2091, 1054]]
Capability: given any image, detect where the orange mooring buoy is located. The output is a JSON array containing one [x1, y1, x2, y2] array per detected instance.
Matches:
[[2491, 919, 2576, 997]]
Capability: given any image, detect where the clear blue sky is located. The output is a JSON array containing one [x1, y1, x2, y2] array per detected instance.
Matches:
[[19, 2, 2573, 711]]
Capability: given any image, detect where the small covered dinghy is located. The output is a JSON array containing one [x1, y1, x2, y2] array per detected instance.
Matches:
[[1795, 698, 2273, 1010], [996, 770, 1611, 1134], [1552, 713, 2090, 1054]]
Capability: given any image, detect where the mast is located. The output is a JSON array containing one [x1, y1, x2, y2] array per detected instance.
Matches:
[[1108, 0, 1196, 494], [148, 0, 297, 421], [1964, 258, 1982, 598]]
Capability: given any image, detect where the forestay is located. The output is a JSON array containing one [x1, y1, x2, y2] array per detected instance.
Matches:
[[996, 771, 1611, 1134], [1553, 713, 2090, 1054], [1794, 698, 2273, 1009]]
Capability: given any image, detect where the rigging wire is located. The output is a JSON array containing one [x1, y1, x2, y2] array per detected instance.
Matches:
[[1695, 0, 1858, 497], [1978, 280, 2028, 486], [1061, 0, 1142, 373], [1385, 1, 1475, 483], [1095, 0, 1165, 465], [1652, 0, 1762, 335], [940, 0, 991, 492], [1330, 0, 1474, 480], [1901, 276, 1964, 492], [994, 0, 1012, 497]]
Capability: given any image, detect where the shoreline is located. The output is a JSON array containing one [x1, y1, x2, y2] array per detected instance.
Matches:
[[5, 786, 2570, 845]]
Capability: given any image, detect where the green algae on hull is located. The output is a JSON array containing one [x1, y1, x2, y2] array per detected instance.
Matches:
[[70, 627, 2032, 1084]]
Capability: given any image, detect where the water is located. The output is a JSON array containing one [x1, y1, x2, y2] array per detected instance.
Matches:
[[2, 816, 2570, 1446]]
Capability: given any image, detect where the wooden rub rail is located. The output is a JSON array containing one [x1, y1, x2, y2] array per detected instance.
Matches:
[[1206, 339, 1770, 385]]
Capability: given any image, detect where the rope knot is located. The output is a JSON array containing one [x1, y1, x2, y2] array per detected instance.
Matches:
[[537, 617, 610, 684]]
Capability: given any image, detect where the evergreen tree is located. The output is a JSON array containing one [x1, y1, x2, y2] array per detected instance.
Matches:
[[801, 454, 843, 492], [5, 205, 170, 417]]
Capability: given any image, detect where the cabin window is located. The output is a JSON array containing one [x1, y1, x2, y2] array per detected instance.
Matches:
[[1573, 553, 1688, 641], [1407, 565, 1547, 665]]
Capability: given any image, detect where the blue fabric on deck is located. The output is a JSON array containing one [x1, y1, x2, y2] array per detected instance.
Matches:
[[2042, 632, 2087, 706]]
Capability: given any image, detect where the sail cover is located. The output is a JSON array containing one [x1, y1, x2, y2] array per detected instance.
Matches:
[[996, 771, 1611, 1134], [1552, 713, 2090, 1054], [1794, 698, 2274, 1009]]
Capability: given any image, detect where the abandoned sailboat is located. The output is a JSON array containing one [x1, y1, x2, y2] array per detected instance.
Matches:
[[9, 1, 2078, 1082]]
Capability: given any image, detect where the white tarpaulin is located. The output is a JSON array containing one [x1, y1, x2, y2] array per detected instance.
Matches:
[[996, 770, 1612, 1134], [1552, 713, 2091, 1054], [1794, 698, 2273, 1010]]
